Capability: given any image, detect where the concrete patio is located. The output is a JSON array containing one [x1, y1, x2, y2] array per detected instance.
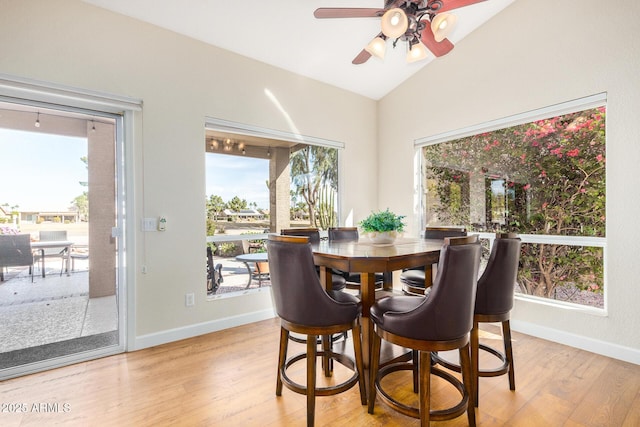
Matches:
[[1, 254, 259, 356], [0, 255, 265, 374], [0, 258, 117, 354], [209, 255, 270, 295]]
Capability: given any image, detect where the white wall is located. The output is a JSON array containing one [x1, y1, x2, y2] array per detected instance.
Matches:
[[378, 0, 640, 361], [0, 0, 378, 348]]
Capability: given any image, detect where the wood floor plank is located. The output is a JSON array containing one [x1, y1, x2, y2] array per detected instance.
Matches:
[[1, 317, 638, 426], [568, 358, 640, 427], [622, 390, 640, 427], [507, 392, 574, 426]]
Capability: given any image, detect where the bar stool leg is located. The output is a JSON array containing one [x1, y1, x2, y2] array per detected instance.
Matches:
[[503, 320, 515, 390], [412, 350, 419, 393], [471, 321, 480, 407], [367, 332, 382, 414], [276, 327, 289, 396], [419, 350, 431, 426], [460, 342, 476, 426], [307, 334, 317, 427], [352, 323, 367, 405]]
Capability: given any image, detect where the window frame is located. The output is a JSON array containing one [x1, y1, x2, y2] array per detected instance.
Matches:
[[415, 94, 607, 314], [0, 73, 140, 376], [204, 117, 344, 299]]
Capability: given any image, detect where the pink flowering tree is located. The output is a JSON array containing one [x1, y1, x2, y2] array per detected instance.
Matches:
[[424, 107, 606, 301]]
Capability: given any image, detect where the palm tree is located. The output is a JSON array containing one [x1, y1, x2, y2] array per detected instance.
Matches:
[[290, 146, 337, 227]]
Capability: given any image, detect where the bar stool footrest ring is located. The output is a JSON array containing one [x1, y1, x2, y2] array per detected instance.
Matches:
[[375, 361, 469, 421], [280, 350, 359, 397], [432, 344, 509, 377]]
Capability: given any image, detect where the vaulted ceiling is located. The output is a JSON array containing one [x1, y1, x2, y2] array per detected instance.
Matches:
[[82, 0, 515, 100]]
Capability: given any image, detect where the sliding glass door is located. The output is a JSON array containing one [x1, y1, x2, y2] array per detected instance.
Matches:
[[0, 100, 124, 379]]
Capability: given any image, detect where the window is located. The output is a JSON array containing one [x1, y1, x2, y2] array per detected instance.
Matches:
[[204, 121, 342, 298], [420, 97, 606, 309], [290, 145, 339, 230]]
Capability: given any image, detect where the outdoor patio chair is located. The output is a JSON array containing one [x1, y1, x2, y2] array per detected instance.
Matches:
[[249, 259, 270, 288], [206, 246, 223, 294], [36, 230, 69, 276], [241, 238, 263, 254], [0, 234, 36, 282], [69, 244, 89, 271]]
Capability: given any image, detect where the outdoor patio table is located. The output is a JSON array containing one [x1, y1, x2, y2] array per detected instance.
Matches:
[[31, 240, 73, 277], [235, 252, 268, 288]]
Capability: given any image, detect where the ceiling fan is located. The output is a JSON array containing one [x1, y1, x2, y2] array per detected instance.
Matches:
[[314, 0, 487, 64]]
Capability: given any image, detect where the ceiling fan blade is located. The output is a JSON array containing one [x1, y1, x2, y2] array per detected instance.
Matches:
[[352, 49, 372, 65], [435, 0, 487, 13], [420, 23, 454, 57], [314, 8, 385, 19]]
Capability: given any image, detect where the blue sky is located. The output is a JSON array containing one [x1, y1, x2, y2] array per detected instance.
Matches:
[[0, 128, 87, 211], [0, 128, 269, 212], [205, 153, 270, 209]]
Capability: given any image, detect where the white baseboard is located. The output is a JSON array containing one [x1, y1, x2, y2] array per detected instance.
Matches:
[[132, 313, 640, 365], [511, 320, 640, 365], [132, 309, 276, 351]]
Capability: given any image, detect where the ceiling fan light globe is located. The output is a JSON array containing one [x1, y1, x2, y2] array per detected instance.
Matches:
[[381, 8, 408, 39], [365, 37, 386, 59], [431, 13, 458, 42], [406, 42, 428, 63]]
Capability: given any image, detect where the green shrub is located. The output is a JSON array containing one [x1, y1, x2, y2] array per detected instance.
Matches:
[[218, 242, 237, 256]]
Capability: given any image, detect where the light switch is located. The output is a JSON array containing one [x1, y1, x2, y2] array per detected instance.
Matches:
[[142, 217, 157, 232]]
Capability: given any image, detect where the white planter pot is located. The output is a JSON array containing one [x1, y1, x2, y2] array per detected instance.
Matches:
[[365, 230, 398, 244]]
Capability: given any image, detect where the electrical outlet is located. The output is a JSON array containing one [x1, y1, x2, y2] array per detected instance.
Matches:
[[185, 293, 195, 307]]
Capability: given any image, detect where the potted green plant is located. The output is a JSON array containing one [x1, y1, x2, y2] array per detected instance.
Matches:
[[359, 209, 406, 244]]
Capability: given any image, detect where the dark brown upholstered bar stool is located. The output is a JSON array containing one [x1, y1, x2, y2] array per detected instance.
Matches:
[[281, 227, 347, 292], [368, 235, 481, 426], [433, 232, 521, 407], [327, 227, 385, 291], [281, 227, 349, 347], [400, 226, 467, 296], [280, 227, 322, 243], [267, 235, 366, 427]]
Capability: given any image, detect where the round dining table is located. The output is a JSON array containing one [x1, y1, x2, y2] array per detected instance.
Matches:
[[310, 237, 444, 378]]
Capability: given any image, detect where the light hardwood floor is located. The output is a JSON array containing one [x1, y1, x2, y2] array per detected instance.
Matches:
[[1, 317, 639, 426]]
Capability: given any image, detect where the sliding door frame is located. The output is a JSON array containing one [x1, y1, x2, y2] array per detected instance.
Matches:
[[0, 73, 141, 379]]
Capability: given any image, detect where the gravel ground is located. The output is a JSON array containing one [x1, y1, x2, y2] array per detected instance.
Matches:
[[553, 284, 604, 308]]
